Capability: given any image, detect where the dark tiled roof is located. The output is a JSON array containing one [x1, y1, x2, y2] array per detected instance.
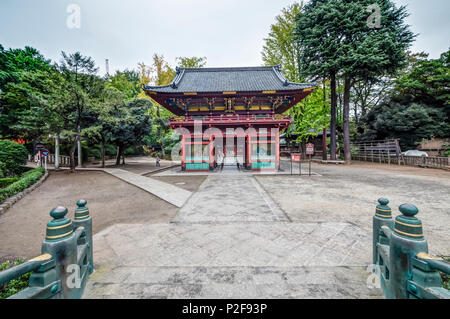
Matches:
[[143, 65, 315, 93]]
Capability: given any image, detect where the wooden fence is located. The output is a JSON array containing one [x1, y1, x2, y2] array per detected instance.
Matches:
[[351, 139, 449, 170]]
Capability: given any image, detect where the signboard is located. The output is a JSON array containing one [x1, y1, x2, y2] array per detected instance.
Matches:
[[35, 142, 46, 150], [291, 153, 301, 162], [306, 143, 314, 155], [41, 149, 49, 156]]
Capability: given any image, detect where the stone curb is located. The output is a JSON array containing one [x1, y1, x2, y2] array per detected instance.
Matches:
[[0, 170, 49, 217]]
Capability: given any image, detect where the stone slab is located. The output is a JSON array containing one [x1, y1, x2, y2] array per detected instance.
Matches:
[[103, 169, 192, 208]]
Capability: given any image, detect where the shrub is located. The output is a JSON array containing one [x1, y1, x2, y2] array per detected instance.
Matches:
[[442, 257, 450, 290], [0, 177, 20, 189], [0, 259, 31, 299], [0, 167, 44, 202], [0, 140, 29, 176], [0, 161, 5, 177]]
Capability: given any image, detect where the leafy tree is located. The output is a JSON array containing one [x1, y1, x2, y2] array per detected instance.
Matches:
[[262, 2, 303, 82], [104, 99, 153, 165], [289, 81, 330, 145], [176, 56, 207, 68], [57, 51, 101, 171], [263, 2, 332, 158], [106, 70, 140, 100], [296, 0, 414, 162], [361, 49, 450, 149], [144, 54, 176, 157], [0, 46, 52, 139]]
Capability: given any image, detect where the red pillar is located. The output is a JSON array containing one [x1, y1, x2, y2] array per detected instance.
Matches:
[[181, 134, 186, 170], [209, 134, 214, 170], [275, 129, 280, 170]]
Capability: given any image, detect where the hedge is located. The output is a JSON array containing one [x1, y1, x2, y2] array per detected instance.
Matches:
[[0, 167, 45, 202], [0, 140, 28, 177], [0, 177, 20, 189]]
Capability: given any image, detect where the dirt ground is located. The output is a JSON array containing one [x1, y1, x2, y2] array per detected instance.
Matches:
[[86, 156, 176, 175], [0, 170, 178, 262]]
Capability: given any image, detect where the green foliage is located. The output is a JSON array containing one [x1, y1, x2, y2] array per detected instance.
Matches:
[[0, 161, 5, 177], [0, 167, 44, 202], [288, 82, 330, 142], [360, 49, 450, 149], [262, 2, 303, 82], [103, 98, 153, 163], [176, 56, 207, 68], [0, 177, 19, 188], [106, 70, 140, 100], [0, 140, 28, 176], [296, 0, 414, 80], [0, 259, 31, 299], [442, 257, 450, 290], [0, 46, 53, 138]]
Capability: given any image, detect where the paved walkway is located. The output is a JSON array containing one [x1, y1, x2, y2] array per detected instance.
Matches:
[[174, 174, 288, 223], [102, 169, 192, 208], [84, 222, 375, 299], [84, 170, 381, 299]]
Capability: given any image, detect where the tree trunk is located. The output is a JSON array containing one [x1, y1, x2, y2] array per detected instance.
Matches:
[[322, 79, 328, 160], [69, 137, 78, 172], [115, 145, 121, 166], [330, 72, 337, 160], [343, 77, 352, 164], [101, 137, 105, 168]]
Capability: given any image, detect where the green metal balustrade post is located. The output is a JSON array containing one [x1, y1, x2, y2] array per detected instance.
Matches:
[[72, 199, 94, 274], [0, 205, 93, 299], [381, 204, 430, 298], [41, 206, 86, 299], [373, 198, 393, 264]]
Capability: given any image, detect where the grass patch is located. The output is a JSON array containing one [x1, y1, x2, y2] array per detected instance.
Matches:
[[0, 260, 31, 299], [0, 167, 45, 202]]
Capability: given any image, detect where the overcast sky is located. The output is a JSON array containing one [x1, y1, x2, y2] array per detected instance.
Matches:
[[1, 0, 449, 76]]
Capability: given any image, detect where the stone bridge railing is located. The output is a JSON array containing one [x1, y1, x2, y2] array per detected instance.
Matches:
[[0, 200, 93, 299], [373, 198, 450, 299]]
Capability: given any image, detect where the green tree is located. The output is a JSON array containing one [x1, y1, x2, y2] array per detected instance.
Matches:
[[0, 46, 52, 139], [289, 81, 330, 146], [262, 2, 303, 82], [106, 69, 140, 100], [361, 49, 450, 149], [57, 51, 102, 171], [176, 56, 207, 68], [296, 0, 414, 162], [104, 99, 153, 165]]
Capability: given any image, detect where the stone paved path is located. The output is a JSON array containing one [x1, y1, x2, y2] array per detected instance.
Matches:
[[174, 175, 288, 223], [84, 170, 382, 299], [102, 169, 192, 208]]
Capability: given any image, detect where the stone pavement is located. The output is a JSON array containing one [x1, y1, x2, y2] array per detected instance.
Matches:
[[84, 169, 382, 299], [174, 175, 288, 223], [85, 168, 192, 208], [84, 222, 377, 299]]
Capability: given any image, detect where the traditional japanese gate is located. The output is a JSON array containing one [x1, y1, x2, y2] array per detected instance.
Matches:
[[144, 66, 316, 172]]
